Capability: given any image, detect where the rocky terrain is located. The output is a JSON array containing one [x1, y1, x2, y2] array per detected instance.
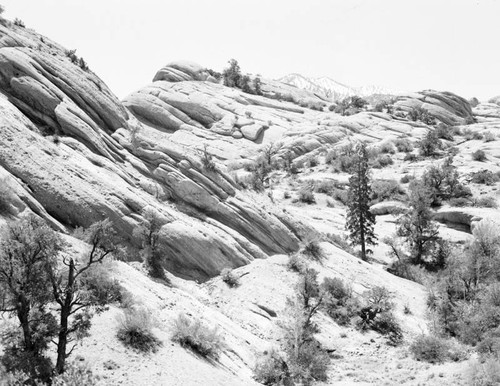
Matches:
[[1, 13, 500, 386]]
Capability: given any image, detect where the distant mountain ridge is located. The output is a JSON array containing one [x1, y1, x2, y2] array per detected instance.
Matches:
[[277, 73, 394, 101]]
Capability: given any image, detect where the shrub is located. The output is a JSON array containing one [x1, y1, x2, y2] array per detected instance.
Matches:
[[471, 170, 499, 185], [419, 130, 441, 157], [287, 254, 308, 273], [474, 196, 498, 208], [220, 268, 239, 287], [80, 263, 124, 306], [464, 129, 484, 140], [379, 142, 396, 154], [473, 149, 487, 161], [394, 138, 414, 153], [325, 149, 337, 164], [408, 107, 435, 125], [371, 179, 406, 203], [467, 358, 500, 386], [483, 131, 496, 142], [410, 335, 449, 363], [314, 180, 336, 195], [117, 307, 161, 353], [322, 277, 360, 326], [372, 154, 394, 168], [403, 152, 418, 162], [172, 313, 223, 358], [302, 240, 324, 262], [13, 18, 25, 28], [0, 178, 14, 215], [400, 174, 415, 184], [325, 232, 356, 254], [298, 187, 316, 204], [201, 145, 217, 172], [254, 349, 288, 385], [371, 311, 403, 345], [435, 124, 454, 140], [52, 362, 100, 386]]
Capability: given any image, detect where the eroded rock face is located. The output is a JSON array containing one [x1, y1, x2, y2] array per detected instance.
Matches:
[[394, 90, 474, 126], [0, 24, 301, 282]]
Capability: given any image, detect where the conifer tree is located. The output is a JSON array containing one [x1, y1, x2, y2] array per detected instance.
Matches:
[[346, 143, 377, 261]]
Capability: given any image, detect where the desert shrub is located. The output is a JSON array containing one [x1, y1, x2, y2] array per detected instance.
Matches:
[[400, 174, 415, 184], [408, 107, 436, 125], [394, 138, 414, 153], [371, 179, 406, 203], [0, 178, 14, 215], [0, 365, 29, 386], [371, 311, 403, 345], [330, 187, 349, 205], [172, 313, 223, 358], [322, 277, 360, 326], [287, 339, 329, 384], [254, 349, 288, 385], [302, 240, 324, 262], [422, 157, 471, 206], [13, 18, 25, 28], [410, 335, 449, 363], [333, 154, 357, 172], [464, 128, 484, 141], [220, 268, 239, 287], [314, 179, 336, 195], [473, 149, 487, 161], [379, 142, 396, 154], [325, 233, 356, 255], [287, 254, 308, 273], [483, 131, 496, 142], [52, 362, 100, 386], [305, 156, 319, 168], [467, 357, 500, 386], [435, 124, 454, 140], [325, 149, 337, 164], [471, 170, 499, 185], [117, 307, 161, 353], [403, 152, 418, 162], [298, 187, 316, 204], [201, 145, 217, 172], [474, 196, 498, 208], [419, 130, 441, 157], [79, 263, 124, 306], [372, 154, 394, 168], [448, 197, 472, 207]]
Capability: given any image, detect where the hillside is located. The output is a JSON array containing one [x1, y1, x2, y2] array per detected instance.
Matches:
[[1, 13, 500, 386]]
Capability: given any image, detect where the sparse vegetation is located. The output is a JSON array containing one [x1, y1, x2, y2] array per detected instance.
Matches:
[[302, 239, 324, 262], [472, 149, 487, 161], [394, 138, 414, 152], [220, 268, 240, 287], [172, 313, 223, 358], [410, 335, 450, 363], [419, 130, 441, 157], [408, 106, 435, 125], [117, 306, 161, 353]]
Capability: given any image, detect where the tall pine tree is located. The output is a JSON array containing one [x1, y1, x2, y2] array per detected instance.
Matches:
[[346, 142, 377, 261]]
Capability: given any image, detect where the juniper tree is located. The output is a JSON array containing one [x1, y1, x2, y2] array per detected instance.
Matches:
[[345, 142, 377, 261], [397, 180, 440, 265], [0, 215, 64, 381]]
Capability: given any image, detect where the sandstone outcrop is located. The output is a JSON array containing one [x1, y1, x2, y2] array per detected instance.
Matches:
[[0, 23, 301, 281], [394, 90, 474, 126]]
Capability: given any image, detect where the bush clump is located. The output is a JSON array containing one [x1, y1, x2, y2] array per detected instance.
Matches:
[[172, 313, 223, 358], [472, 149, 487, 161], [298, 187, 316, 204], [372, 154, 394, 168], [394, 138, 414, 153], [117, 307, 161, 353], [419, 130, 441, 157], [220, 268, 240, 287], [302, 240, 324, 262], [410, 335, 449, 363], [254, 349, 288, 385], [52, 362, 100, 386], [471, 170, 499, 185], [371, 179, 406, 203], [287, 254, 308, 273], [322, 277, 360, 326]]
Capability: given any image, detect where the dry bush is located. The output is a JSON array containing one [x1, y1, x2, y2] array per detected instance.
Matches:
[[116, 307, 161, 353], [467, 358, 500, 386], [472, 149, 487, 161], [395, 138, 414, 153], [287, 254, 308, 273], [410, 335, 449, 363], [220, 268, 239, 287], [172, 313, 223, 358], [52, 361, 100, 385], [0, 178, 14, 215], [302, 239, 324, 262], [254, 349, 287, 385]]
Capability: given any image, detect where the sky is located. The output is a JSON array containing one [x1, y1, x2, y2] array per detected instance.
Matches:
[[1, 0, 499, 100]]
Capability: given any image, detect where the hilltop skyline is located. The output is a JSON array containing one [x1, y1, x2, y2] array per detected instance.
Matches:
[[1, 0, 499, 100]]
